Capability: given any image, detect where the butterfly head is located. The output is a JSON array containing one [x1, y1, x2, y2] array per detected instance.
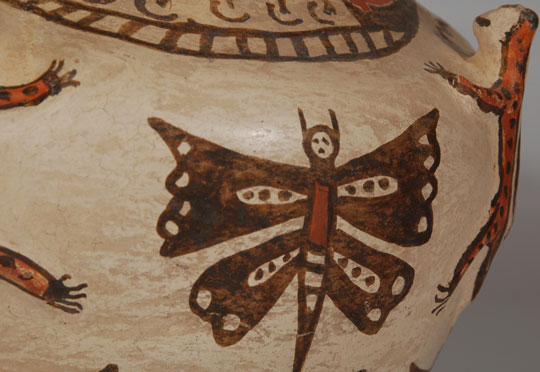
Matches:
[[298, 108, 340, 166]]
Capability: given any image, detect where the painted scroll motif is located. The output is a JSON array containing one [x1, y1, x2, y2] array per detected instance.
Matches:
[[0, 0, 419, 62], [150, 108, 440, 371]]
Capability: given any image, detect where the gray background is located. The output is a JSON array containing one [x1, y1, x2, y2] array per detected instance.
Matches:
[[418, 1, 540, 371]]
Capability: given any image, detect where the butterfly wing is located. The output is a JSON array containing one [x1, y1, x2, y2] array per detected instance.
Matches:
[[326, 230, 414, 334], [189, 230, 305, 346], [149, 117, 311, 257], [335, 109, 440, 246]]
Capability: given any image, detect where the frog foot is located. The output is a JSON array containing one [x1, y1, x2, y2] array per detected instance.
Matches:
[[43, 274, 88, 314], [424, 61, 458, 87], [43, 60, 80, 95]]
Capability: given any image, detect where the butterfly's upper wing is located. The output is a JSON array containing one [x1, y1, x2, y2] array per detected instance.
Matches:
[[189, 230, 305, 346], [326, 230, 414, 334], [335, 109, 440, 246], [149, 118, 312, 257]]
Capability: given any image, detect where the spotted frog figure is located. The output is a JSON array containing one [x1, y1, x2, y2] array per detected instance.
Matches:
[[426, 5, 538, 314], [0, 60, 79, 110], [0, 246, 87, 313]]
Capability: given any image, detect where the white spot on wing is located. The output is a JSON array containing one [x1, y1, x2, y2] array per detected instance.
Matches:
[[392, 276, 406, 296], [418, 135, 430, 145], [178, 142, 191, 155], [338, 176, 398, 198], [165, 221, 179, 235], [176, 173, 189, 188], [422, 183, 433, 200], [367, 309, 382, 322], [222, 314, 241, 331], [248, 249, 299, 287], [334, 252, 380, 293], [196, 289, 212, 310], [237, 186, 306, 205], [417, 217, 428, 233], [179, 201, 191, 216], [424, 156, 435, 169]]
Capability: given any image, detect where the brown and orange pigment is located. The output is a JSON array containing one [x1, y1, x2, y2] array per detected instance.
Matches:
[[0, 246, 87, 313], [426, 7, 538, 314], [150, 108, 440, 371], [0, 60, 79, 110]]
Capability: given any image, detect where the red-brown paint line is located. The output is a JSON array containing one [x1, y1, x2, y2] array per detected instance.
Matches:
[[308, 183, 330, 247], [0, 60, 79, 110], [150, 108, 439, 372], [426, 8, 537, 314], [0, 246, 87, 314]]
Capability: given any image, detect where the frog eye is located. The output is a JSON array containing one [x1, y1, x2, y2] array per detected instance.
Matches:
[[475, 16, 492, 27]]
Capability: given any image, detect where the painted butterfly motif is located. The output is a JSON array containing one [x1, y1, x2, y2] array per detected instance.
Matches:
[[149, 108, 440, 372]]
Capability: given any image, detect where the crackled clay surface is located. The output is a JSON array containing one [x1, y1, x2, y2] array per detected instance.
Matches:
[[0, 1, 536, 371]]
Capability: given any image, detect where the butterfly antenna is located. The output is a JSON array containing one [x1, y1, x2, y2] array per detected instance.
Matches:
[[298, 108, 307, 133], [329, 109, 339, 133]]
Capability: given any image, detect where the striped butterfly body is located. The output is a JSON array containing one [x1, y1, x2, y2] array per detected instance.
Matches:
[[149, 107, 440, 371]]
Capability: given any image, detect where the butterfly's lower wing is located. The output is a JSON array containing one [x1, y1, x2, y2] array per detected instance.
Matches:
[[149, 118, 311, 257], [326, 230, 414, 334], [189, 230, 305, 346], [335, 109, 440, 246]]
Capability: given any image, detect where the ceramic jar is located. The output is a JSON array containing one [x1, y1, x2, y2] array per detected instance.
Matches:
[[0, 1, 537, 371]]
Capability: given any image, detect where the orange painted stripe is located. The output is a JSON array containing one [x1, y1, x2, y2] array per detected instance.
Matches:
[[0, 251, 49, 296], [308, 183, 330, 247]]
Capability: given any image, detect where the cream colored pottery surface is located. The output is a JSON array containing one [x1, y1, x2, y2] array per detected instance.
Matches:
[[0, 1, 536, 371]]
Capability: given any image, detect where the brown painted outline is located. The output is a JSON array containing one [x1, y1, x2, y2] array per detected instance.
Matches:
[[0, 0, 418, 62], [149, 108, 440, 371], [426, 7, 538, 314], [0, 60, 79, 110], [0, 246, 87, 313]]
